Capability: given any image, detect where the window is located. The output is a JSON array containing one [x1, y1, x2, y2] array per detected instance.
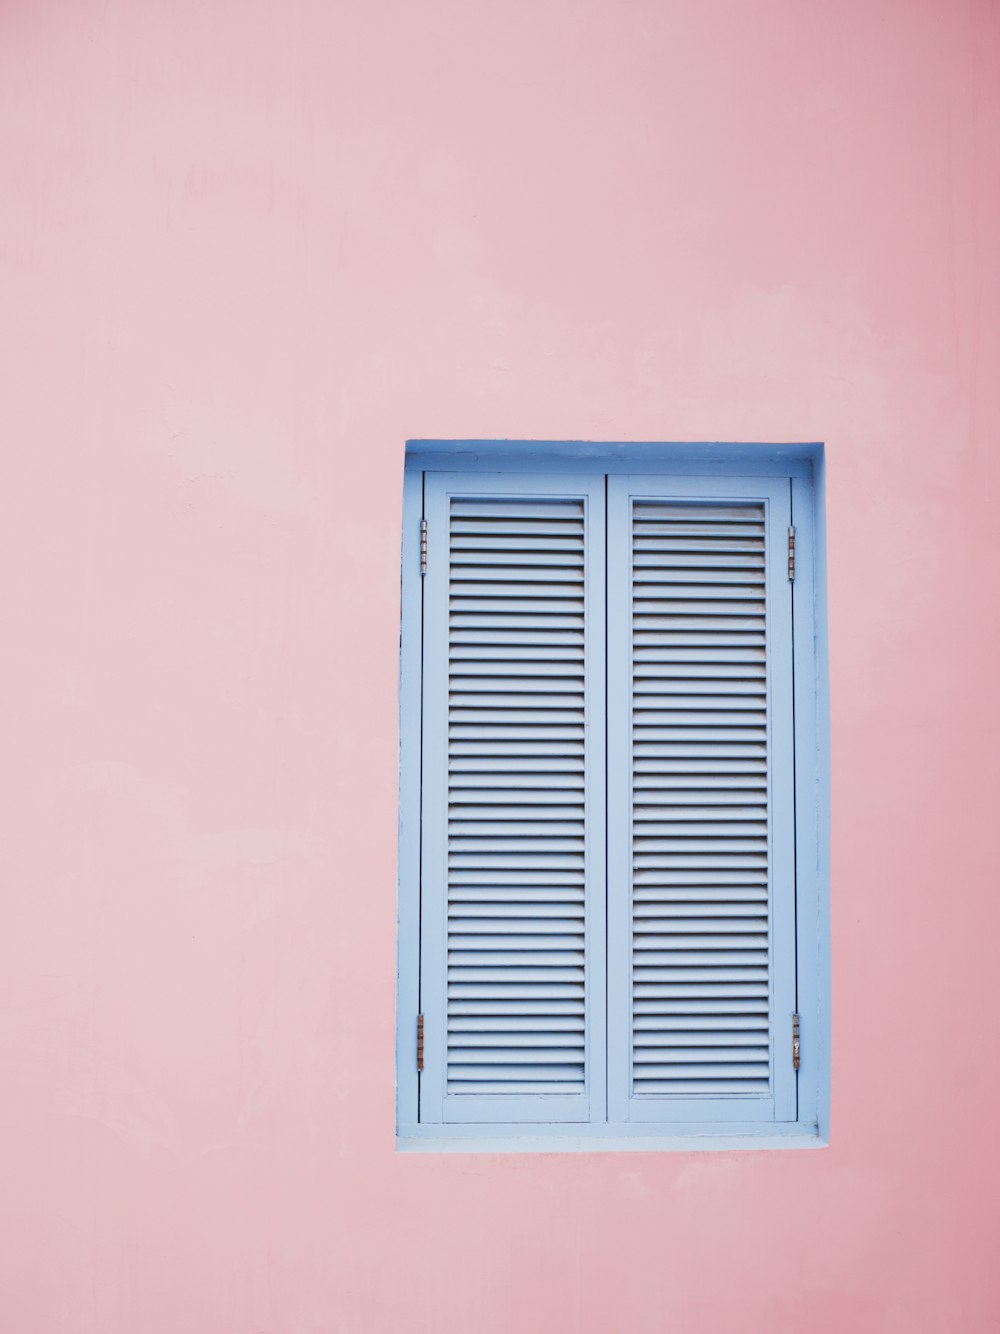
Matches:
[[397, 442, 828, 1150]]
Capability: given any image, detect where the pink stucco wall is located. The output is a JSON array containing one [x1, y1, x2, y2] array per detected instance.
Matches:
[[2, 2, 999, 1330]]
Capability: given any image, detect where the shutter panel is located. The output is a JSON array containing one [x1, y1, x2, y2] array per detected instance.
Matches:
[[607, 475, 796, 1124], [419, 472, 606, 1125]]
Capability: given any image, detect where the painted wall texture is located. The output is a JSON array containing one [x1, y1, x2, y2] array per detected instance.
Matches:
[[2, 2, 999, 1331]]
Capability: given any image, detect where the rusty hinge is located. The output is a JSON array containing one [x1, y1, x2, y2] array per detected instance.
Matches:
[[417, 1013, 425, 1071], [788, 525, 796, 581], [792, 1012, 801, 1071], [419, 518, 428, 576]]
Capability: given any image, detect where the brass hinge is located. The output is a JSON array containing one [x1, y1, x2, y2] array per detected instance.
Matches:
[[419, 518, 428, 576], [788, 526, 796, 581], [417, 1013, 425, 1071], [792, 1012, 801, 1071]]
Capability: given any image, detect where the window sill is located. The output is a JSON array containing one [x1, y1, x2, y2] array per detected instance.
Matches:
[[396, 1124, 827, 1154]]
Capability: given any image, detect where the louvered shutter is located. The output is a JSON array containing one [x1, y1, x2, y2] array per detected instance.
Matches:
[[606, 475, 797, 1124], [419, 472, 606, 1125]]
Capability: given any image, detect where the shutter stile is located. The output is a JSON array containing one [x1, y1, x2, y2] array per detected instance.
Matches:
[[630, 500, 772, 1097]]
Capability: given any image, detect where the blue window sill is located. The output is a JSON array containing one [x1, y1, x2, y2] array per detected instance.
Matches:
[[396, 1124, 827, 1154]]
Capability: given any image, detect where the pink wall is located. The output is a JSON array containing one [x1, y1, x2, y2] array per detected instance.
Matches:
[[2, 1, 999, 1330]]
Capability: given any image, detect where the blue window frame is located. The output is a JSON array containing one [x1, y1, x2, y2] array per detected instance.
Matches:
[[397, 443, 829, 1151]]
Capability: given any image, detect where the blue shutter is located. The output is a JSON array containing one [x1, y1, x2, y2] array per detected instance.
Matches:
[[419, 472, 606, 1125], [607, 475, 797, 1125]]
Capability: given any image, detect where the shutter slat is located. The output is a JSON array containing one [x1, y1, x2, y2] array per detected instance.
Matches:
[[634, 675, 765, 689], [451, 797, 585, 812], [634, 1047, 768, 1062], [450, 938, 584, 954], [633, 582, 765, 598], [451, 566, 585, 584], [633, 550, 765, 564], [449, 761, 585, 775], [633, 1016, 768, 1031], [633, 984, 769, 997], [635, 641, 766, 654], [450, 891, 585, 906], [450, 999, 585, 1015], [638, 1081, 771, 1094], [449, 1016, 585, 1030], [448, 1082, 584, 1094], [450, 518, 584, 533], [450, 663, 586, 678], [451, 499, 587, 518], [449, 727, 585, 741], [449, 905, 585, 920], [450, 614, 585, 630], [634, 910, 768, 924], [448, 1033, 586, 1048], [450, 822, 586, 838], [448, 983, 585, 998], [447, 1046, 584, 1063], [450, 870, 585, 885], [634, 803, 766, 815], [450, 629, 584, 645], [633, 998, 769, 1013], [450, 537, 584, 553]]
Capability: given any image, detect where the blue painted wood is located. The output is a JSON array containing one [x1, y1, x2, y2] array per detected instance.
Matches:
[[397, 1123, 825, 1153], [791, 462, 831, 1140], [418, 471, 606, 1125], [606, 474, 797, 1126], [407, 440, 819, 478], [396, 465, 424, 1130], [397, 442, 828, 1146]]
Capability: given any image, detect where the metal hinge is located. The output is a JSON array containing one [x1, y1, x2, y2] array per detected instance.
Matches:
[[788, 526, 796, 581], [417, 1013, 425, 1071], [792, 1012, 801, 1071], [419, 518, 428, 576]]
